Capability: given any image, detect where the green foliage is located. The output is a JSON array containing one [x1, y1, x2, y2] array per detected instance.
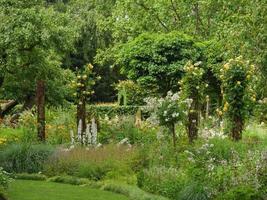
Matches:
[[179, 182, 209, 200], [98, 115, 157, 145], [116, 80, 145, 106], [0, 167, 11, 200], [15, 173, 47, 181], [117, 32, 203, 95], [70, 64, 99, 104], [102, 181, 169, 200], [0, 0, 78, 105], [43, 145, 137, 181], [45, 107, 75, 144], [0, 144, 55, 173], [219, 56, 256, 139], [145, 92, 187, 129], [254, 98, 267, 123], [49, 175, 91, 185], [181, 61, 206, 104], [64, 0, 119, 102], [216, 185, 264, 200], [0, 167, 10, 189], [138, 166, 183, 199], [87, 104, 140, 118]]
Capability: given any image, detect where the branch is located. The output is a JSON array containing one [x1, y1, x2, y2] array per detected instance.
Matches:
[[170, 0, 180, 23], [0, 100, 18, 118], [135, 1, 170, 32]]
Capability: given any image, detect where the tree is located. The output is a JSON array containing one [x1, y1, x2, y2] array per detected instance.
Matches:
[[108, 0, 266, 99], [64, 0, 120, 102], [116, 32, 204, 96], [0, 0, 77, 138]]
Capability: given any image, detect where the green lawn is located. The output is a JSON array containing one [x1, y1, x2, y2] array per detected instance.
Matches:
[[8, 180, 129, 200]]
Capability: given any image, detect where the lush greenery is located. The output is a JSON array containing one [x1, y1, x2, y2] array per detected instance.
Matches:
[[0, 0, 266, 199]]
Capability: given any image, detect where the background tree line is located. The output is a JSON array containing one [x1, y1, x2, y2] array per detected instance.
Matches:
[[0, 0, 266, 115]]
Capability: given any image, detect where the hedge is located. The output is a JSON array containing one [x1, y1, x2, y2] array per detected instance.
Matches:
[[87, 105, 142, 117]]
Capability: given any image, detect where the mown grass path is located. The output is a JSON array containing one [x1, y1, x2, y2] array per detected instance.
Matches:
[[8, 180, 129, 200]]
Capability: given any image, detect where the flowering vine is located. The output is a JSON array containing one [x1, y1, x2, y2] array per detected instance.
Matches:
[[219, 56, 256, 140]]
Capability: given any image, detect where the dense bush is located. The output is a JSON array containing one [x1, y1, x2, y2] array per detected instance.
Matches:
[[137, 166, 183, 199], [0, 144, 55, 173], [137, 136, 267, 200], [116, 80, 146, 106], [215, 185, 264, 200]]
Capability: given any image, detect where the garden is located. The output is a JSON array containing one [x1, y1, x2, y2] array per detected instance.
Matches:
[[0, 1, 266, 200]]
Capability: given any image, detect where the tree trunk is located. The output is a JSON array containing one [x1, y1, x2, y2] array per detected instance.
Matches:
[[171, 123, 176, 150], [77, 98, 86, 145], [36, 80, 45, 142], [231, 117, 243, 141], [188, 99, 199, 143]]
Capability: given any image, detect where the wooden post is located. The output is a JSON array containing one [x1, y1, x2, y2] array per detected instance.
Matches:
[[206, 95, 210, 119], [36, 80, 45, 141], [188, 98, 199, 143], [76, 78, 86, 145], [171, 123, 176, 150]]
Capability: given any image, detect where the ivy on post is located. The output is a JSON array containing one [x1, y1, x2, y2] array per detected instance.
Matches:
[[180, 61, 205, 143], [36, 80, 45, 142], [219, 56, 256, 141], [71, 64, 100, 145]]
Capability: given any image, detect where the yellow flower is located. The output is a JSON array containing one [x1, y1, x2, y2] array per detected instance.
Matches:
[[251, 97, 256, 102], [88, 63, 94, 69], [223, 63, 230, 70], [246, 75, 251, 79], [82, 75, 87, 80], [216, 108, 223, 116], [237, 81, 241, 85], [223, 102, 229, 112]]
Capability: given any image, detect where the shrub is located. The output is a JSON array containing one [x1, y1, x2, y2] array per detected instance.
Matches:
[[137, 166, 184, 199], [15, 173, 47, 181], [0, 168, 10, 189], [0, 144, 55, 173], [49, 176, 91, 185], [219, 56, 256, 140], [144, 91, 188, 148], [179, 182, 210, 200], [0, 167, 11, 200], [98, 115, 155, 144], [102, 181, 169, 200], [45, 107, 76, 145], [215, 185, 263, 200], [116, 80, 145, 106]]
